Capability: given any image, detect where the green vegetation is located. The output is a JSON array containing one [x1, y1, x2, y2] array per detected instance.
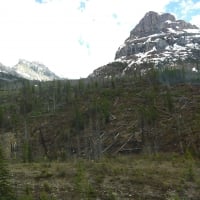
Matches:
[[8, 154, 200, 199], [1, 65, 200, 198], [0, 146, 15, 199], [1, 66, 200, 159]]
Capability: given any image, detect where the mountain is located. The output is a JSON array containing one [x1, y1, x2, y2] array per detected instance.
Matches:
[[90, 11, 200, 78], [0, 63, 21, 82], [0, 62, 18, 77], [89, 62, 128, 78], [0, 59, 60, 81], [13, 59, 59, 81]]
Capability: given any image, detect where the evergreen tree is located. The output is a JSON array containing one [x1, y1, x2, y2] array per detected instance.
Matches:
[[0, 146, 15, 199]]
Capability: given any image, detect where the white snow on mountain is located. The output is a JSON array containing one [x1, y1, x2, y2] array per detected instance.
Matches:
[[90, 12, 200, 78], [0, 59, 60, 81], [115, 12, 200, 72]]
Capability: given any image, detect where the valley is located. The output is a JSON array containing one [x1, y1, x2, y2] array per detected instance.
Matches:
[[1, 67, 200, 199], [1, 10, 200, 199]]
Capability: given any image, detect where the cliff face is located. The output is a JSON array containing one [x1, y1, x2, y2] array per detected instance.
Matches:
[[13, 59, 60, 81], [0, 59, 60, 81], [114, 11, 200, 72], [129, 11, 197, 38], [89, 11, 200, 78]]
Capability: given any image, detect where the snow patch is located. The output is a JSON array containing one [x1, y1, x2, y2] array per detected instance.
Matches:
[[192, 67, 198, 72], [146, 37, 152, 42], [165, 46, 172, 50], [165, 20, 172, 24], [183, 29, 200, 34], [167, 28, 178, 33], [173, 44, 186, 51]]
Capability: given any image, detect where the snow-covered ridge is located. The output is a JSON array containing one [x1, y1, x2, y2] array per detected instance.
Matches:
[[13, 59, 59, 81], [0, 59, 60, 81], [89, 11, 200, 78], [115, 11, 200, 71]]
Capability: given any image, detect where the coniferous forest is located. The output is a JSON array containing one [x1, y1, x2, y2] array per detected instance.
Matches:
[[0, 66, 200, 199]]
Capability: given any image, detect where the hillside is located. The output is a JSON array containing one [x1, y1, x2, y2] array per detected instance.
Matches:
[[1, 10, 200, 200], [0, 68, 200, 199], [1, 68, 200, 161]]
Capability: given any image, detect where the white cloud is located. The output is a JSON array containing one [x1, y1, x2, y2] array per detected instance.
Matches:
[[0, 0, 173, 78], [174, 0, 200, 18], [191, 15, 200, 27]]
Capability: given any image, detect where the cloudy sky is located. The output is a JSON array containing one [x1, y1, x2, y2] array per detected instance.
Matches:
[[0, 0, 200, 78]]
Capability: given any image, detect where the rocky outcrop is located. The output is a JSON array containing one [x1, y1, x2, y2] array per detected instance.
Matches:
[[89, 62, 128, 78], [114, 11, 200, 72], [89, 11, 200, 78], [129, 11, 197, 38], [13, 59, 60, 81], [0, 59, 60, 81]]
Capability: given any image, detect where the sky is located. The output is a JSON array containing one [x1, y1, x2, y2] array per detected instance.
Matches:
[[0, 0, 200, 79]]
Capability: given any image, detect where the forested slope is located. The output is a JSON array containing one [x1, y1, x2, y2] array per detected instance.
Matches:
[[0, 67, 200, 161]]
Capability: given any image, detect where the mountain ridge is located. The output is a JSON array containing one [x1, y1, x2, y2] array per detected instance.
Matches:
[[90, 11, 200, 78], [129, 11, 197, 38], [116, 11, 200, 69], [0, 59, 60, 81]]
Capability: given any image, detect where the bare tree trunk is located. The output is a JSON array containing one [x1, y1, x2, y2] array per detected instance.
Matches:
[[76, 135, 81, 157], [39, 129, 49, 159], [177, 114, 184, 154]]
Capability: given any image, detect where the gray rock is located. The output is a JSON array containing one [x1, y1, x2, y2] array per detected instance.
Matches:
[[130, 11, 176, 38], [156, 38, 168, 50], [90, 11, 200, 79], [115, 11, 200, 67]]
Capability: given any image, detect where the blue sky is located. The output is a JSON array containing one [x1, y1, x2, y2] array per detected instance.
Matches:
[[0, 0, 199, 78], [166, 0, 200, 22], [35, 0, 44, 3]]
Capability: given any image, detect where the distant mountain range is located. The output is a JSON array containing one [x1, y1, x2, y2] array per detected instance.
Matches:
[[90, 11, 200, 78], [2, 11, 200, 81], [0, 59, 59, 81]]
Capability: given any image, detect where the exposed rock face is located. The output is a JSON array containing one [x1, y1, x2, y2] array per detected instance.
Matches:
[[90, 11, 200, 78], [89, 62, 128, 78], [13, 59, 59, 81], [0, 60, 60, 81], [130, 11, 197, 38], [115, 11, 200, 71]]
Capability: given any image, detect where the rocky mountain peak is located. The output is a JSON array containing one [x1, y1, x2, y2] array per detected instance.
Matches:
[[0, 59, 60, 82], [13, 59, 59, 81], [130, 11, 197, 38], [114, 11, 200, 72], [17, 59, 49, 74], [90, 11, 200, 78]]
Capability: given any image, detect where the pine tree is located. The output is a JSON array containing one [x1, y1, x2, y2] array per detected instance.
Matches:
[[0, 146, 15, 199]]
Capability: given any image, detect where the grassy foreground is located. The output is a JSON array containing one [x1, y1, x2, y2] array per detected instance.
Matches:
[[9, 154, 200, 200]]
